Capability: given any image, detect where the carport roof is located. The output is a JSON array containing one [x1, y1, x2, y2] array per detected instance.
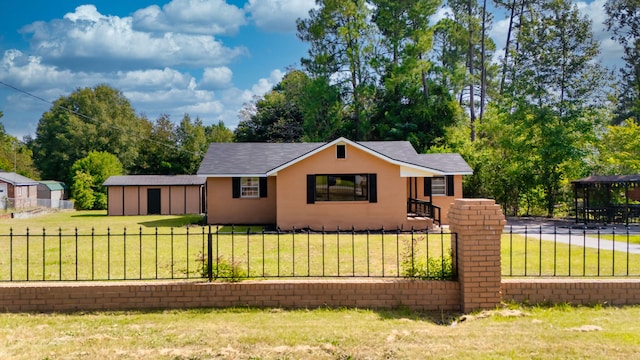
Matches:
[[572, 174, 640, 185], [103, 175, 206, 186]]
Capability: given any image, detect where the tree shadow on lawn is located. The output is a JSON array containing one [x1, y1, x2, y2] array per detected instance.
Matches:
[[71, 213, 107, 218], [138, 215, 205, 228], [373, 306, 461, 325]]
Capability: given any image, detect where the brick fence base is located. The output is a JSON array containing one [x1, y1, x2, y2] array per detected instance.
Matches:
[[0, 279, 461, 313], [502, 278, 640, 306]]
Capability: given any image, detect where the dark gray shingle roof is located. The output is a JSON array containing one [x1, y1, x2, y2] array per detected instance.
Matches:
[[103, 175, 206, 186], [197, 138, 472, 176], [197, 142, 323, 175]]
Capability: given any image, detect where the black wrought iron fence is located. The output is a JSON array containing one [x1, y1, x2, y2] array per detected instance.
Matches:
[[0, 226, 457, 282], [503, 225, 640, 277]]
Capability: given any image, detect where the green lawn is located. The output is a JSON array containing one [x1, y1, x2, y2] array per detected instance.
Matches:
[[0, 305, 639, 359], [0, 210, 454, 281], [502, 233, 640, 276], [600, 233, 640, 245], [3, 210, 640, 280]]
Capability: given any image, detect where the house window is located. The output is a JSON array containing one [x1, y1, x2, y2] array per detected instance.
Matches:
[[424, 175, 455, 197], [241, 177, 260, 198], [431, 177, 446, 196], [336, 144, 346, 159], [232, 177, 267, 198], [311, 174, 372, 202]]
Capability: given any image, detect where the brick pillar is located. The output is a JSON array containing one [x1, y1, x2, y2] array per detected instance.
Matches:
[[448, 199, 506, 313]]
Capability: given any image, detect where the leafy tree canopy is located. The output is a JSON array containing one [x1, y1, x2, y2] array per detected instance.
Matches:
[[70, 151, 122, 210], [33, 84, 147, 185]]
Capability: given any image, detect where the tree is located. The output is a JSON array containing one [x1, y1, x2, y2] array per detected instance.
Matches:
[[0, 112, 39, 179], [501, 0, 608, 216], [173, 115, 208, 174], [605, 0, 640, 124], [235, 71, 308, 143], [433, 0, 496, 140], [595, 119, 640, 174], [297, 0, 378, 139], [70, 151, 123, 210], [371, 0, 440, 96], [33, 85, 147, 185], [134, 114, 176, 174], [206, 121, 234, 143]]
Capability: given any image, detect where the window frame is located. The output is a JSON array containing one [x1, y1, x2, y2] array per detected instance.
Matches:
[[431, 176, 446, 196], [232, 177, 268, 199], [240, 177, 260, 198], [312, 173, 370, 203]]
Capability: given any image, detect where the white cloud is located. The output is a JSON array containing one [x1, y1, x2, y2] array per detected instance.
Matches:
[[245, 0, 316, 32], [116, 68, 194, 90], [0, 49, 289, 136], [133, 0, 247, 35], [199, 67, 234, 89], [575, 0, 623, 68], [20, 5, 248, 71]]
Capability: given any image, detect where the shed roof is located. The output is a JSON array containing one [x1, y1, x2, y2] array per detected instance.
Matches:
[[39, 180, 67, 191], [103, 175, 206, 187], [197, 137, 472, 177], [0, 172, 39, 186], [572, 174, 640, 185]]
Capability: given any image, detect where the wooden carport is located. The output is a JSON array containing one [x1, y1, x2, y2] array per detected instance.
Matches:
[[572, 175, 640, 225]]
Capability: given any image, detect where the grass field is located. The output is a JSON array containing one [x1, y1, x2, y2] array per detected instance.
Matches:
[[0, 304, 639, 359], [502, 233, 640, 276], [0, 210, 454, 281], [3, 210, 640, 280]]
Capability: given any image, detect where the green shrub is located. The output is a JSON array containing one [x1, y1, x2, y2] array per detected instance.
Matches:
[[200, 255, 247, 282], [400, 236, 455, 280]]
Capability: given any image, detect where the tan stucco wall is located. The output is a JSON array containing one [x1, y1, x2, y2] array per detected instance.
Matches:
[[275, 143, 406, 230], [108, 185, 202, 216], [206, 177, 277, 224]]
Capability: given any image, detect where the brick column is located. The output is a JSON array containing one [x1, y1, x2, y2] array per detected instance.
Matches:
[[448, 199, 506, 313]]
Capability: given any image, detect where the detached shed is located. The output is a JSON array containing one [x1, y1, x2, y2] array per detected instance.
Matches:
[[103, 175, 206, 216], [37, 180, 68, 208], [0, 171, 38, 209]]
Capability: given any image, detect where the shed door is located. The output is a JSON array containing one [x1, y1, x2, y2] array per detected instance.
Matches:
[[147, 188, 161, 215]]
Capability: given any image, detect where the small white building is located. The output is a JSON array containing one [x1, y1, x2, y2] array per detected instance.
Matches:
[[37, 181, 68, 209]]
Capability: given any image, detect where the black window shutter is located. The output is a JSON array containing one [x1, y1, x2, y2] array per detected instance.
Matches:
[[259, 177, 268, 198], [232, 177, 240, 198], [306, 175, 315, 204], [368, 174, 377, 203], [446, 175, 455, 196], [424, 177, 432, 197]]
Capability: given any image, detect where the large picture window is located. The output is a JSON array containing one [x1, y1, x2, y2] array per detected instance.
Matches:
[[313, 174, 369, 201]]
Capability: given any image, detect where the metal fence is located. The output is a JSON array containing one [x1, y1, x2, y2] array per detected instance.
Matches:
[[0, 226, 457, 282], [2, 197, 74, 212], [503, 225, 640, 277]]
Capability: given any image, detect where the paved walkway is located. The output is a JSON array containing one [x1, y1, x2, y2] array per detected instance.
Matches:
[[505, 217, 640, 254]]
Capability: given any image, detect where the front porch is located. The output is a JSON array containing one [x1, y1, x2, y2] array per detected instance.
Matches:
[[407, 198, 441, 226]]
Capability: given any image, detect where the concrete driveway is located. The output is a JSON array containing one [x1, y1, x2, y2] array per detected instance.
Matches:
[[504, 216, 640, 254]]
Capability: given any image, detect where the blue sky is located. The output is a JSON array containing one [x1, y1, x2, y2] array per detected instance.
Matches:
[[0, 0, 621, 138]]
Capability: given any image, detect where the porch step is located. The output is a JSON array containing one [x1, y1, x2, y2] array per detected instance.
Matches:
[[405, 216, 435, 230]]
